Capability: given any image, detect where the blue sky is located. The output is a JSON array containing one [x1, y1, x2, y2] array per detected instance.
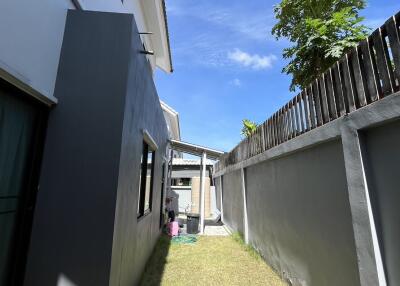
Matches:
[[156, 0, 400, 153]]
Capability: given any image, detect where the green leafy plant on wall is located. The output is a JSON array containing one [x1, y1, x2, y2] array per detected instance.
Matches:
[[241, 119, 258, 138]]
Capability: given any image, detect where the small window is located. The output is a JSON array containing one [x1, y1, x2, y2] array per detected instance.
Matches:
[[137, 140, 156, 218]]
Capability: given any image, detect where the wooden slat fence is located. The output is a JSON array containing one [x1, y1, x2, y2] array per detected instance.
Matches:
[[215, 12, 400, 173]]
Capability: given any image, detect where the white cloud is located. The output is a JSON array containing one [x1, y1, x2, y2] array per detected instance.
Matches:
[[166, 1, 275, 42], [227, 49, 277, 70], [204, 9, 274, 42], [166, 2, 283, 69], [229, 78, 242, 87]]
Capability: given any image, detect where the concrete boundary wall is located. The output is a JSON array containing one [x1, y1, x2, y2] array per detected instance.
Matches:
[[245, 140, 359, 285], [221, 170, 243, 235], [215, 91, 400, 286], [362, 121, 400, 286]]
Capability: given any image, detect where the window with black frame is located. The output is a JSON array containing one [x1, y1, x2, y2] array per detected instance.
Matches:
[[137, 139, 156, 218]]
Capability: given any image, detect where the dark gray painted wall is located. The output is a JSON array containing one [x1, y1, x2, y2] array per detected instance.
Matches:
[[24, 10, 168, 286], [108, 9, 168, 285], [242, 140, 360, 285], [215, 176, 221, 211], [222, 170, 244, 235], [363, 120, 400, 286]]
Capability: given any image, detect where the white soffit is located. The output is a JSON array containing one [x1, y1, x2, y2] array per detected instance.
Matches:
[[140, 0, 172, 73]]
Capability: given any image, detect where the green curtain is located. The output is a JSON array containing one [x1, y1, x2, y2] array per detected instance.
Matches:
[[0, 88, 38, 284]]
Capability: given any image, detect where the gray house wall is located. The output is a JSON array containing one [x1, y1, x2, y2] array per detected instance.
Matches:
[[108, 9, 169, 284], [24, 11, 168, 286], [363, 121, 400, 286]]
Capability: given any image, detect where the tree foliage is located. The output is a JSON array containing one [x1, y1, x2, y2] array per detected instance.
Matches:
[[241, 119, 258, 138], [272, 0, 369, 91]]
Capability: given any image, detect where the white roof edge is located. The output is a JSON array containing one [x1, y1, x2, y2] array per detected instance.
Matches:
[[160, 100, 178, 116], [172, 158, 214, 165], [170, 139, 225, 159], [155, 0, 173, 73], [160, 100, 181, 141]]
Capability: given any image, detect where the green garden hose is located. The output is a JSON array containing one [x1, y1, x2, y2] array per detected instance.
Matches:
[[171, 234, 198, 245]]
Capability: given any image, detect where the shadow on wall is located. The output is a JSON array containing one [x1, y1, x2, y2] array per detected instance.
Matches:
[[168, 190, 180, 214], [139, 235, 171, 286]]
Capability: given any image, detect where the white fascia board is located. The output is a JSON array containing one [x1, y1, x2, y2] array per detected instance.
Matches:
[[154, 0, 172, 73], [160, 100, 178, 116], [175, 113, 181, 141], [140, 0, 172, 73], [160, 101, 180, 140], [143, 129, 158, 150]]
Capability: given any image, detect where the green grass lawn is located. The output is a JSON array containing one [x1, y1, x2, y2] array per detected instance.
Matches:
[[140, 234, 287, 286]]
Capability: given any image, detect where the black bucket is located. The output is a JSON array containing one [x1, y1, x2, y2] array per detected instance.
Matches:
[[186, 213, 200, 234]]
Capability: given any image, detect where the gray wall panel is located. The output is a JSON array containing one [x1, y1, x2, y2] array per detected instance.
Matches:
[[109, 12, 169, 284], [215, 177, 221, 211], [222, 170, 243, 234], [364, 120, 400, 286], [241, 140, 360, 285], [24, 11, 131, 286], [24, 10, 169, 286]]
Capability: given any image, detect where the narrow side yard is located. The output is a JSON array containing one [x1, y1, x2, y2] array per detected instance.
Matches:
[[140, 234, 287, 286]]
